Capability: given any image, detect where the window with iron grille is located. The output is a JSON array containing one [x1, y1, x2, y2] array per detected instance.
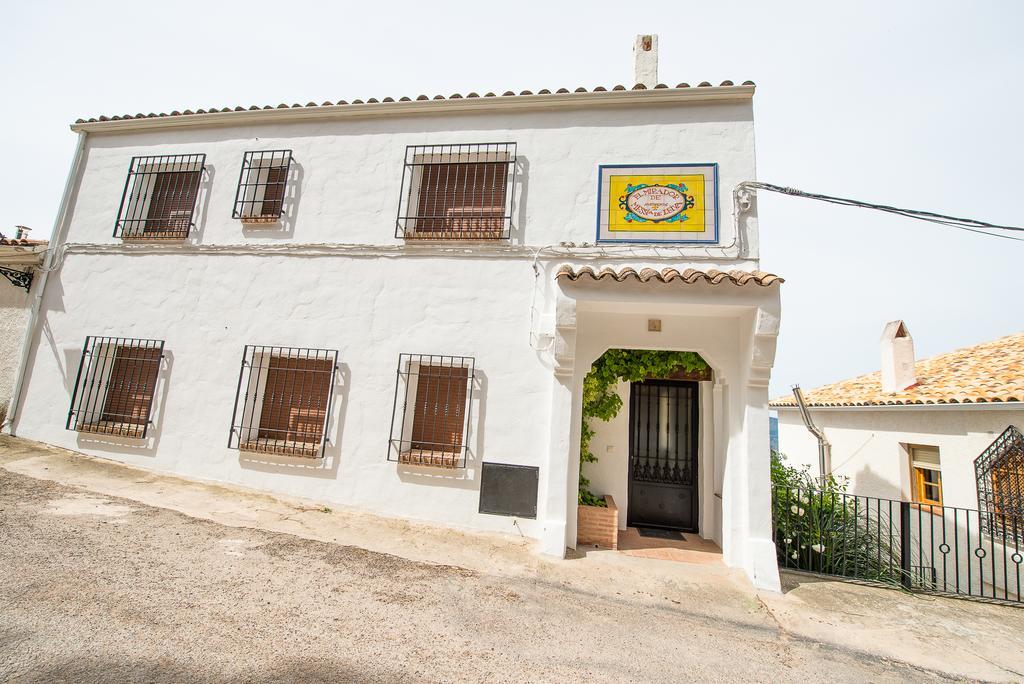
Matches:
[[228, 345, 338, 459], [976, 425, 1024, 544], [114, 154, 205, 240], [395, 143, 516, 240], [66, 337, 164, 439], [388, 354, 475, 468], [232, 150, 293, 222]]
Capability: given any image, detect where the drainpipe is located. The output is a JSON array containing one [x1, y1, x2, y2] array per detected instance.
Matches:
[[3, 131, 88, 435], [791, 385, 831, 483]]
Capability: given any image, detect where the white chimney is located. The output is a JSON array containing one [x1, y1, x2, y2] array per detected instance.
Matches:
[[633, 34, 658, 88], [880, 320, 916, 393]]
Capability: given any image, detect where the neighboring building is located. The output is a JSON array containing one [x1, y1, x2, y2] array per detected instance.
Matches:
[[7, 37, 784, 590], [0, 227, 48, 424], [773, 323, 1024, 513], [773, 324, 1024, 598]]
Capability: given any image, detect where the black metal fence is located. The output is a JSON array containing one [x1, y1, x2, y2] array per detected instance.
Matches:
[[773, 485, 1022, 604]]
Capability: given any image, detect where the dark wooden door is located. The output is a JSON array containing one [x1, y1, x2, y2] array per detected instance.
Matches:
[[627, 380, 699, 532]]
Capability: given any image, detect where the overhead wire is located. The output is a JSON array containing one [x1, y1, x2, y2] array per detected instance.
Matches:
[[740, 181, 1024, 242]]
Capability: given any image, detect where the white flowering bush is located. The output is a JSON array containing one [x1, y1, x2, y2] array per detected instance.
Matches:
[[771, 451, 901, 585]]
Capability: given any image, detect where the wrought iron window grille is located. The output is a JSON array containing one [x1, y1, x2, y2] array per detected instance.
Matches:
[[0, 265, 33, 292], [66, 337, 165, 439], [975, 425, 1024, 545], [232, 150, 293, 223], [228, 345, 338, 459], [388, 354, 475, 469], [395, 142, 517, 241], [114, 154, 206, 240]]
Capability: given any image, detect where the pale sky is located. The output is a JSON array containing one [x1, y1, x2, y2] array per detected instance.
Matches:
[[3, 1, 1022, 398]]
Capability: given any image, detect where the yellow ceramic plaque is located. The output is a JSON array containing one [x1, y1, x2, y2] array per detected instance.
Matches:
[[597, 164, 718, 243], [608, 174, 705, 232]]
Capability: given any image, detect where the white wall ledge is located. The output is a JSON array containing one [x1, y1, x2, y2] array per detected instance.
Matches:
[[55, 241, 751, 264]]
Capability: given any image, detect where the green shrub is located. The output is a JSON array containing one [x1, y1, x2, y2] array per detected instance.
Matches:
[[771, 451, 901, 585], [578, 350, 708, 506]]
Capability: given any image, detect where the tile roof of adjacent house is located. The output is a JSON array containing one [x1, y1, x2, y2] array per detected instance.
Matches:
[[0, 237, 47, 247], [555, 265, 783, 287], [771, 333, 1024, 408], [72, 81, 754, 125]]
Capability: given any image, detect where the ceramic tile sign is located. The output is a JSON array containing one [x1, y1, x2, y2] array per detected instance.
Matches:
[[596, 163, 718, 243]]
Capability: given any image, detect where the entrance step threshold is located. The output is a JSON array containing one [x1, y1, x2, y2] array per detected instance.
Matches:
[[618, 527, 723, 565], [635, 526, 686, 541]]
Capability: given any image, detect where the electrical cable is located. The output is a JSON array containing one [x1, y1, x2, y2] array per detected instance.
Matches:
[[740, 182, 1024, 242]]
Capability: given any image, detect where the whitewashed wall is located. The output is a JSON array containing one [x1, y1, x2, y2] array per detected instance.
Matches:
[[16, 254, 556, 538], [66, 103, 758, 252], [776, 407, 1024, 508], [0, 284, 32, 420], [13, 96, 777, 570]]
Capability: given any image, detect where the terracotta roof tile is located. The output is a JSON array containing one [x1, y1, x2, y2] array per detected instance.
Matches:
[[771, 333, 1024, 407], [0, 238, 47, 246], [73, 81, 754, 124], [555, 264, 783, 287]]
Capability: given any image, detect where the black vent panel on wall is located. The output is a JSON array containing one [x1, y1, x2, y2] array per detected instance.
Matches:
[[479, 462, 539, 518]]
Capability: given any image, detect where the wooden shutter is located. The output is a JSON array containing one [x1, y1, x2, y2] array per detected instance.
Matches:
[[100, 345, 162, 426], [992, 461, 1024, 521], [411, 365, 469, 453], [259, 166, 287, 217], [415, 162, 507, 237], [146, 170, 201, 236], [257, 355, 333, 445]]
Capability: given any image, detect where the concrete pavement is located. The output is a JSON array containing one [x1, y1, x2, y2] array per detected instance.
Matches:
[[1, 436, 1022, 681]]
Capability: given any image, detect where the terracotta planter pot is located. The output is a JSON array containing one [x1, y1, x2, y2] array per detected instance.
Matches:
[[577, 495, 619, 550]]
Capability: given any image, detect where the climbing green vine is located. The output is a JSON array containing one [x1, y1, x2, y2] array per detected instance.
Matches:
[[579, 349, 709, 507]]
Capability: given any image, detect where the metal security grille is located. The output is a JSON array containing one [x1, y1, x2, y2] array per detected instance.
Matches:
[[629, 381, 698, 485], [114, 154, 205, 239], [388, 354, 475, 468], [66, 337, 164, 439], [395, 143, 516, 240], [232, 150, 293, 221], [976, 426, 1024, 545], [228, 345, 338, 459]]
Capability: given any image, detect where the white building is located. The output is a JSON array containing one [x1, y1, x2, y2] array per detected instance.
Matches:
[[773, 324, 1024, 598], [774, 323, 1024, 511], [0, 228, 47, 425], [6, 38, 784, 591]]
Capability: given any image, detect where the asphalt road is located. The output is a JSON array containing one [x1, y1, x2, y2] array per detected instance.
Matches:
[[0, 468, 950, 683]]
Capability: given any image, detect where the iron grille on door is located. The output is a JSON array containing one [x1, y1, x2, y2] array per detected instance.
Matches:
[[114, 154, 205, 239], [228, 345, 338, 459], [395, 143, 516, 240], [388, 354, 475, 468], [630, 382, 698, 485], [232, 150, 293, 222], [66, 337, 164, 439]]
